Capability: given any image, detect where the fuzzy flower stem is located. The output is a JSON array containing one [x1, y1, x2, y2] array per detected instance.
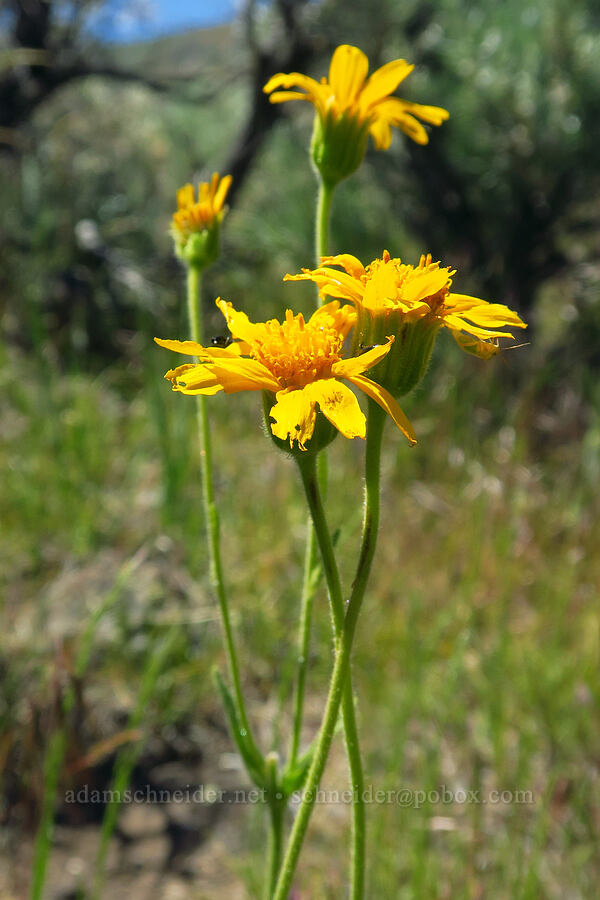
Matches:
[[186, 265, 260, 760], [291, 171, 365, 898], [275, 400, 385, 900], [296, 452, 366, 899], [289, 519, 319, 768], [265, 794, 285, 899], [315, 178, 335, 291]]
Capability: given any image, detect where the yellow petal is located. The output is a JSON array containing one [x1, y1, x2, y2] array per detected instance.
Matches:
[[309, 300, 357, 340], [269, 388, 317, 450], [319, 254, 366, 279], [215, 298, 262, 344], [176, 184, 194, 209], [267, 90, 314, 104], [395, 100, 450, 125], [308, 298, 342, 320], [396, 113, 429, 145], [213, 174, 233, 211], [208, 358, 279, 393], [164, 362, 195, 381], [205, 340, 253, 358], [446, 295, 527, 329], [362, 259, 403, 308], [155, 336, 248, 361], [306, 379, 366, 440], [347, 374, 417, 445], [402, 267, 451, 304], [207, 172, 219, 200], [155, 337, 206, 356], [285, 267, 365, 303], [328, 45, 369, 108], [375, 100, 430, 144], [444, 314, 515, 340], [175, 385, 223, 396], [368, 115, 393, 150], [263, 71, 323, 98], [168, 364, 223, 395], [359, 59, 414, 112], [333, 338, 393, 378]]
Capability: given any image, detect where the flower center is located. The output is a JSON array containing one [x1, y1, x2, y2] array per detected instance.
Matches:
[[251, 310, 343, 388]]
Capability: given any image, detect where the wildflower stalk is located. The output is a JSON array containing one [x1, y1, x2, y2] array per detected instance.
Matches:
[[185, 265, 259, 762], [266, 801, 285, 899], [275, 399, 386, 900], [318, 171, 366, 900], [296, 451, 366, 899], [315, 178, 334, 283], [265, 752, 286, 900], [288, 517, 319, 768], [290, 172, 366, 898]]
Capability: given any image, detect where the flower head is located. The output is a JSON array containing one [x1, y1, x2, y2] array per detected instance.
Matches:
[[264, 44, 449, 184], [286, 252, 527, 396], [171, 173, 232, 268], [155, 299, 416, 451]]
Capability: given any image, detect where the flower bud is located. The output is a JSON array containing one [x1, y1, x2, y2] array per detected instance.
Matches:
[[310, 110, 371, 187], [171, 173, 232, 270], [174, 225, 220, 269]]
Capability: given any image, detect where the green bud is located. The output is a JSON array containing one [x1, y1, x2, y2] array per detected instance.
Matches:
[[174, 222, 221, 270], [310, 110, 371, 187]]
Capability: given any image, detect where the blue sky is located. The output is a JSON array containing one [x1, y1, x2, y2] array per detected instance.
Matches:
[[89, 0, 239, 43]]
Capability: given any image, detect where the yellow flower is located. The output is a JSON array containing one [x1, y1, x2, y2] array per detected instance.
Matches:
[[287, 251, 527, 353], [171, 173, 232, 267], [172, 173, 232, 239], [155, 299, 416, 450], [286, 252, 527, 395], [263, 43, 449, 154]]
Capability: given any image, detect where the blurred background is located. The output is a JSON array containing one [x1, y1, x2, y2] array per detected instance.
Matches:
[[1, 0, 599, 897]]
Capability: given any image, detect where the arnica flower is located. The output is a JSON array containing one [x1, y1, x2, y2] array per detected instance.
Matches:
[[263, 44, 449, 185], [155, 298, 416, 452], [171, 172, 232, 268], [286, 252, 527, 397]]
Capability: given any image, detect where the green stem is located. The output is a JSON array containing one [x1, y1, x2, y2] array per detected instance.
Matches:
[[289, 521, 319, 768], [296, 453, 366, 900], [274, 404, 385, 900], [265, 798, 285, 899], [315, 177, 335, 271], [186, 265, 259, 759], [293, 171, 368, 895]]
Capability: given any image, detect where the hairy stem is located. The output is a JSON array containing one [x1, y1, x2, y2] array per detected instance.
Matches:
[[296, 453, 366, 898], [186, 265, 260, 759], [315, 178, 334, 282], [289, 520, 319, 767], [265, 797, 285, 899], [274, 403, 385, 900]]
